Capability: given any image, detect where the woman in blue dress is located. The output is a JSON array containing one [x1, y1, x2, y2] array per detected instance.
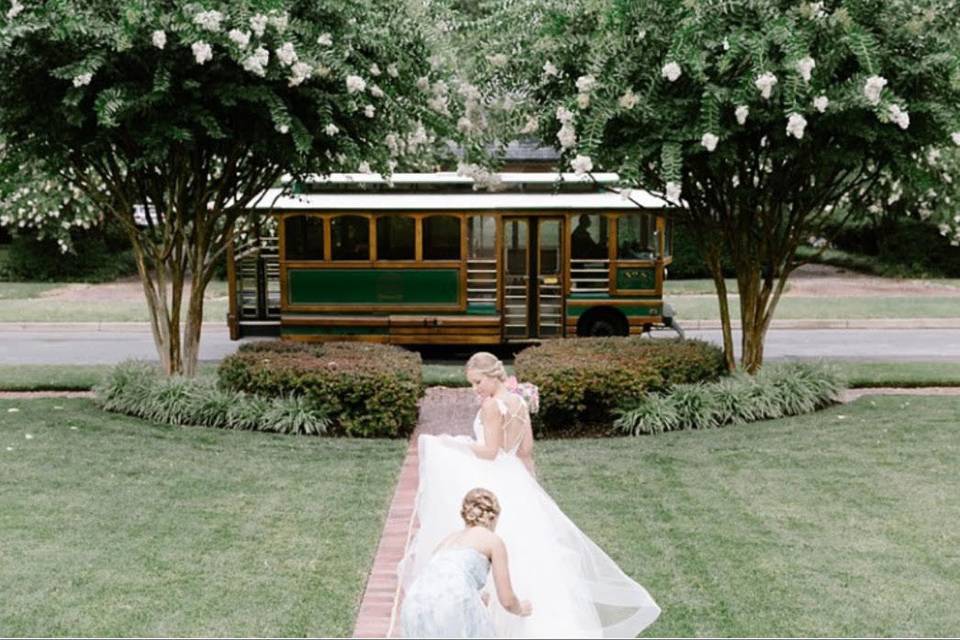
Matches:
[[401, 488, 532, 638]]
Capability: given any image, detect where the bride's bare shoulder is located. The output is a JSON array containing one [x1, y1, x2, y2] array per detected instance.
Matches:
[[477, 396, 504, 422]]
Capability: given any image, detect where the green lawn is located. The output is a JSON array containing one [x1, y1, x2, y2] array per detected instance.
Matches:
[[664, 278, 744, 295], [667, 295, 960, 320], [0, 299, 230, 322], [828, 360, 960, 388], [0, 280, 230, 322], [0, 363, 221, 391], [537, 395, 960, 637], [0, 399, 406, 637], [0, 282, 65, 299]]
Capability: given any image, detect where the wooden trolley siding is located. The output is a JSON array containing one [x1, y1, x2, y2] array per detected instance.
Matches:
[[229, 173, 677, 344]]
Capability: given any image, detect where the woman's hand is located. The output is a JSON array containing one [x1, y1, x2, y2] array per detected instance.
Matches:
[[481, 591, 491, 607], [516, 599, 533, 617]]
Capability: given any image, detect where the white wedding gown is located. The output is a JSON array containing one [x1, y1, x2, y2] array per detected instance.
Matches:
[[397, 397, 661, 638]]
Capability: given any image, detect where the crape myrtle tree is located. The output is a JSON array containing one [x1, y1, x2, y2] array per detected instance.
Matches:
[[0, 0, 457, 375], [488, 0, 960, 371]]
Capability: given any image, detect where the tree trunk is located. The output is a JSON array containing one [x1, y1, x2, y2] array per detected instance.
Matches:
[[182, 275, 208, 377], [129, 235, 190, 376], [736, 266, 767, 374], [705, 249, 736, 372]]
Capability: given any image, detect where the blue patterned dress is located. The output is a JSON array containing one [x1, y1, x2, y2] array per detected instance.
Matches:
[[400, 546, 495, 638]]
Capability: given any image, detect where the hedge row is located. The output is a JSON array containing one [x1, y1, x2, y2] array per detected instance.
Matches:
[[96, 361, 331, 435], [515, 337, 726, 431], [218, 341, 423, 437], [613, 361, 844, 435]]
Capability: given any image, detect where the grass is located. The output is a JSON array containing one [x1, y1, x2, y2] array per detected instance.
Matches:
[[826, 360, 960, 388], [667, 295, 960, 320], [537, 395, 960, 637], [0, 282, 65, 299], [0, 363, 221, 391], [0, 299, 230, 322], [664, 278, 745, 295], [421, 362, 514, 387], [0, 280, 230, 323], [0, 398, 406, 637]]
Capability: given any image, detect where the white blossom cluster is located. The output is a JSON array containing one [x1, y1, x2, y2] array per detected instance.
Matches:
[[288, 62, 312, 87], [735, 105, 749, 125], [6, 0, 24, 19], [193, 10, 224, 32], [570, 154, 593, 174], [701, 132, 719, 152], [275, 42, 297, 67], [661, 62, 681, 82], [796, 56, 816, 83], [813, 95, 829, 113], [556, 106, 576, 149], [665, 181, 681, 201], [786, 113, 807, 140], [346, 75, 366, 94], [381, 122, 433, 159], [192, 41, 213, 65], [887, 104, 910, 130], [427, 80, 450, 115], [228, 29, 250, 49], [0, 176, 99, 253], [755, 72, 777, 99], [863, 75, 887, 105], [619, 89, 638, 110], [242, 47, 269, 77], [457, 162, 503, 190], [575, 74, 597, 109]]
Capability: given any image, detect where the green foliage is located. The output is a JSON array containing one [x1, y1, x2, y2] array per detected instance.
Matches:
[[614, 361, 844, 435], [3, 226, 137, 282], [514, 337, 726, 432], [217, 341, 423, 437], [0, 0, 461, 373], [469, 0, 960, 369], [96, 360, 331, 435]]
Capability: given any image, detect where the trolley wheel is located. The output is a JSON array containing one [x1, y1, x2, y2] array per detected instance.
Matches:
[[577, 308, 629, 337]]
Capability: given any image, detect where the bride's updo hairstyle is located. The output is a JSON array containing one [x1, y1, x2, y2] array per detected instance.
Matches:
[[460, 488, 501, 528], [465, 352, 508, 382]]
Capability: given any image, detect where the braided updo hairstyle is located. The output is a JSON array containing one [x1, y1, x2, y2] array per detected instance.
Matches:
[[460, 487, 501, 529], [465, 352, 508, 382]]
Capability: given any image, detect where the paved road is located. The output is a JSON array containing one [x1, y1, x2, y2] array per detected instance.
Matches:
[[2, 326, 960, 364]]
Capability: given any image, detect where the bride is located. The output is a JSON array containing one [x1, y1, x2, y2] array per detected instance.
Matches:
[[397, 352, 660, 638]]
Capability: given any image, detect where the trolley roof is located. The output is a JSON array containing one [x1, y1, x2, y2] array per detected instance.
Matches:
[[243, 172, 675, 211]]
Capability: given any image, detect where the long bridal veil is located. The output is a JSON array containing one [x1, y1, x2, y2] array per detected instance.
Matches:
[[396, 434, 661, 638]]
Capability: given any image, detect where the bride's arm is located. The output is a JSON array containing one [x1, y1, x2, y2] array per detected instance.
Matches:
[[470, 398, 504, 460]]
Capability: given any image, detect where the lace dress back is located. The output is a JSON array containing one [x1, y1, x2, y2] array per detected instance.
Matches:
[[472, 396, 528, 456]]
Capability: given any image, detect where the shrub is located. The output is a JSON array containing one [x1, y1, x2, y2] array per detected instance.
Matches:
[[514, 337, 725, 432], [614, 362, 844, 435], [5, 224, 138, 283], [218, 341, 423, 438], [95, 360, 331, 436]]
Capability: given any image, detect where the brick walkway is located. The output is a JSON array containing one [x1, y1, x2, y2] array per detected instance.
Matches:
[[352, 387, 477, 639]]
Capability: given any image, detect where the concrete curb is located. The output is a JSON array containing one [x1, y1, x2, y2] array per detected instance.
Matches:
[[2, 319, 960, 332], [0, 322, 229, 332], [681, 318, 960, 330]]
